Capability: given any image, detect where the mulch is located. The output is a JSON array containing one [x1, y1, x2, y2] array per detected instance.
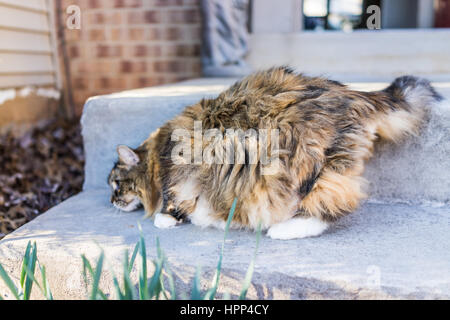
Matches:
[[0, 118, 84, 240]]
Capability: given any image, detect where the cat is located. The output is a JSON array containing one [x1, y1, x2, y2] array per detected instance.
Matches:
[[108, 66, 441, 240]]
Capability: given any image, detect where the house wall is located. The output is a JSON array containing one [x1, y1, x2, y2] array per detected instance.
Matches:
[[0, 0, 61, 131], [60, 0, 203, 114], [247, 30, 450, 81], [0, 0, 60, 89]]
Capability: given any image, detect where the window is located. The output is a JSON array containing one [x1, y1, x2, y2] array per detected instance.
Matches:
[[303, 0, 378, 31]]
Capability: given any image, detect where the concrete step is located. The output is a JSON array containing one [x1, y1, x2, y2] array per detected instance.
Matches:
[[0, 190, 448, 299], [1, 78, 449, 299]]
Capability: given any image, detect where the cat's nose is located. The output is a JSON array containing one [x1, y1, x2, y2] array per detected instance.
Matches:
[[110, 195, 114, 203]]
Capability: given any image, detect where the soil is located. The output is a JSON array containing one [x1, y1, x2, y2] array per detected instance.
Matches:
[[0, 118, 84, 240]]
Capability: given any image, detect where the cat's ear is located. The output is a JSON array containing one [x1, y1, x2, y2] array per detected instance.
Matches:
[[117, 145, 140, 167]]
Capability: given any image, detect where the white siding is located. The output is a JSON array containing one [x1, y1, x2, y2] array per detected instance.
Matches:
[[0, 0, 59, 89], [0, 0, 48, 12]]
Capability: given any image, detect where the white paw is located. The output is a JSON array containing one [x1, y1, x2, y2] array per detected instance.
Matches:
[[154, 213, 178, 229], [267, 217, 328, 240]]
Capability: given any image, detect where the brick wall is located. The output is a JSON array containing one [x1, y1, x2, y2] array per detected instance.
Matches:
[[59, 0, 202, 114]]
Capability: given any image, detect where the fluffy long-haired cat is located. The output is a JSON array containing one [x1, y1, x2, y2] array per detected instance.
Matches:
[[108, 67, 441, 240]]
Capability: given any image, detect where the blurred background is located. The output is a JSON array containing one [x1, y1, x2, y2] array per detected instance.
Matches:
[[0, 0, 449, 238]]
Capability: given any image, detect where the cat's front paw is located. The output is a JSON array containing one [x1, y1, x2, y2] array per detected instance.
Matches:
[[267, 217, 328, 240], [154, 213, 179, 229]]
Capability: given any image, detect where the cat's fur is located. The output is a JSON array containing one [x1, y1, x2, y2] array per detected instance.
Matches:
[[108, 67, 441, 239]]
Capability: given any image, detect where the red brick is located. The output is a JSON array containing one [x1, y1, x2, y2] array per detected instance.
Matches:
[[164, 27, 181, 40], [68, 45, 80, 58], [59, 0, 202, 110], [187, 59, 202, 74], [166, 9, 200, 24], [182, 0, 199, 5], [128, 10, 161, 24], [97, 45, 122, 57], [144, 10, 161, 23], [175, 44, 201, 56], [154, 0, 183, 6], [73, 61, 88, 73], [129, 44, 162, 57], [94, 77, 126, 90], [89, 29, 106, 40], [131, 76, 166, 88], [114, 0, 142, 8], [65, 29, 82, 42], [153, 60, 185, 73], [127, 11, 142, 23], [161, 45, 177, 57], [88, 12, 104, 24], [128, 28, 145, 40], [110, 28, 123, 41], [146, 28, 161, 40], [89, 12, 122, 24], [120, 60, 147, 73], [162, 44, 200, 57], [92, 61, 121, 73], [88, 0, 101, 9], [62, 0, 81, 9], [134, 45, 147, 57], [180, 26, 202, 41], [73, 77, 88, 90], [120, 61, 133, 73]]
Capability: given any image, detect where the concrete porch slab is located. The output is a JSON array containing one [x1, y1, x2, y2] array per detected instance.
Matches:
[[1, 77, 449, 299], [0, 189, 449, 299]]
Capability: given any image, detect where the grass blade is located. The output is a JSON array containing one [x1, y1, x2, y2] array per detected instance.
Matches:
[[138, 229, 148, 300], [82, 253, 105, 300], [113, 274, 125, 300], [81, 255, 94, 275], [21, 260, 42, 293], [204, 198, 237, 300], [89, 252, 104, 300], [97, 290, 108, 300], [122, 250, 135, 300], [39, 263, 53, 300], [18, 255, 55, 300], [113, 279, 123, 300], [122, 268, 135, 300], [239, 222, 262, 300], [81, 255, 94, 287], [23, 242, 38, 300], [128, 242, 139, 274], [148, 238, 164, 299], [160, 264, 176, 300], [19, 242, 32, 289], [167, 269, 176, 300], [111, 251, 128, 300], [190, 266, 203, 300], [0, 263, 21, 300], [148, 259, 164, 299]]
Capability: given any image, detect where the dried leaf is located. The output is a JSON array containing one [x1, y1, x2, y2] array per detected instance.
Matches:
[[0, 118, 84, 240]]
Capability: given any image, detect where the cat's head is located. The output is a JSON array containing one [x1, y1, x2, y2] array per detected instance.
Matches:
[[108, 145, 143, 212]]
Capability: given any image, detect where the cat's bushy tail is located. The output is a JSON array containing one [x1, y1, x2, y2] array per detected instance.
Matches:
[[373, 75, 442, 142]]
